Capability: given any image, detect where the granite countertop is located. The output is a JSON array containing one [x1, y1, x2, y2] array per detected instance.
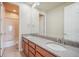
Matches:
[[23, 35, 79, 57]]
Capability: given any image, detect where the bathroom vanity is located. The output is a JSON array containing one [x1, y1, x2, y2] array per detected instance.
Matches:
[[22, 37, 56, 57], [22, 35, 79, 57]]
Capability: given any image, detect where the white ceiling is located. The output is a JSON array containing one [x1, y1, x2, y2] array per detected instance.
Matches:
[[26, 2, 64, 12], [36, 2, 64, 12], [10, 2, 73, 12]]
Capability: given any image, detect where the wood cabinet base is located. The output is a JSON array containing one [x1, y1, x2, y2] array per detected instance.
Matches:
[[22, 37, 56, 57]]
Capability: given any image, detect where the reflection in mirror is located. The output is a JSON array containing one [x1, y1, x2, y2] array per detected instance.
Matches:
[[35, 2, 79, 48]]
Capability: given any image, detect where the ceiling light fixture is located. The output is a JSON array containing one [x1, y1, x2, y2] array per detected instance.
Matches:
[[36, 2, 40, 6], [13, 9, 16, 12], [32, 2, 40, 8]]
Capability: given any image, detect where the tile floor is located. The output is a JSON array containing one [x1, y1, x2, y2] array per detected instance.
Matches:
[[2, 45, 24, 57]]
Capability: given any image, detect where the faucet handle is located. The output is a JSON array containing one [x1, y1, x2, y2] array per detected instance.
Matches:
[[61, 38, 65, 44], [56, 37, 59, 42], [56, 38, 61, 43]]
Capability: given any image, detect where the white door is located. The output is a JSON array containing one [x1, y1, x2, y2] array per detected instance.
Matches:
[[64, 3, 79, 42]]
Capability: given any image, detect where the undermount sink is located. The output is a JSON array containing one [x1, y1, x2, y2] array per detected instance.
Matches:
[[46, 43, 66, 51]]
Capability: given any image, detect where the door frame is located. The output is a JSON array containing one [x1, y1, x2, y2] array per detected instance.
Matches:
[[39, 11, 46, 35], [2, 2, 19, 50], [1, 2, 5, 56]]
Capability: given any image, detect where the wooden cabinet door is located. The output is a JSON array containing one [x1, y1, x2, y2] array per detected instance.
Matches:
[[36, 52, 43, 57], [29, 41, 36, 56], [29, 51, 35, 57], [29, 46, 35, 55], [36, 46, 55, 57], [22, 39, 29, 56], [24, 42, 29, 56]]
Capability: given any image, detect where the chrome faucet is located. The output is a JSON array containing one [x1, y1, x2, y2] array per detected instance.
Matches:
[[60, 38, 65, 45], [56, 37, 64, 45], [56, 38, 61, 43]]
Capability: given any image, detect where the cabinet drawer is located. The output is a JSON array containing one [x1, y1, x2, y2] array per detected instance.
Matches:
[[36, 46, 54, 57], [36, 52, 43, 57], [29, 51, 35, 57], [29, 46, 35, 55], [23, 37, 28, 44], [29, 41, 35, 49]]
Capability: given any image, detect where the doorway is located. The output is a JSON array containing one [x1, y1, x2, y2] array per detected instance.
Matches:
[[39, 14, 46, 35], [3, 2, 19, 48]]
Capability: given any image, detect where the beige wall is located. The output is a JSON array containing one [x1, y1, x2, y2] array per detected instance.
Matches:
[[46, 3, 73, 38]]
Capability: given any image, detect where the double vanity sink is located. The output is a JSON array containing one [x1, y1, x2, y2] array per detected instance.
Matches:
[[22, 35, 79, 57]]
